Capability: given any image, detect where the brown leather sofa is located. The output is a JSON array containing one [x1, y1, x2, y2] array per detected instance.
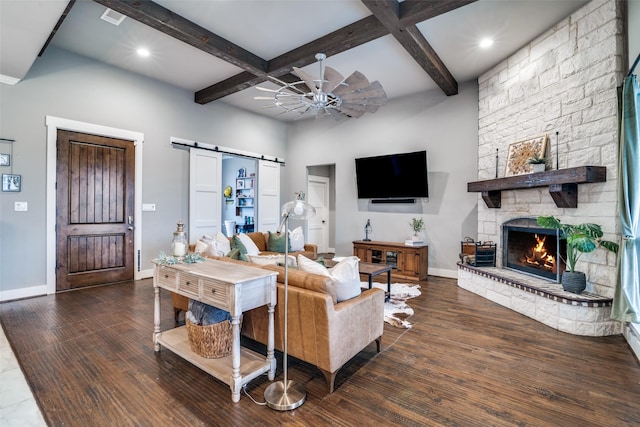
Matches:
[[170, 255, 385, 393], [237, 231, 317, 259]]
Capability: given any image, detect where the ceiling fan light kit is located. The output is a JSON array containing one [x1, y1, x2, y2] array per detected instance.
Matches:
[[256, 53, 387, 119]]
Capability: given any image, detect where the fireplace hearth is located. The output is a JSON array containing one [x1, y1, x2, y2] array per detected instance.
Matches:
[[502, 217, 566, 282]]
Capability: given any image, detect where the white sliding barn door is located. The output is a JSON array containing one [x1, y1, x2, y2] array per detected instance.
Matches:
[[307, 175, 330, 253], [189, 148, 222, 243], [257, 160, 280, 232]]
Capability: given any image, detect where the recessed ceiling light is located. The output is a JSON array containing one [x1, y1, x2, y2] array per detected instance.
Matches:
[[479, 38, 494, 49], [136, 48, 150, 57]]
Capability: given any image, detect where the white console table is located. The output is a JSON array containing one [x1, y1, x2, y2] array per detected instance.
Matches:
[[152, 259, 277, 402]]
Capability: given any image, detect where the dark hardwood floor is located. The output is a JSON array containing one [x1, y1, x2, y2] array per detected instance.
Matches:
[[1, 276, 639, 426]]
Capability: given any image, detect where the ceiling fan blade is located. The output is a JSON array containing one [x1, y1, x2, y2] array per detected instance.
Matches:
[[328, 108, 350, 121], [333, 71, 371, 95], [255, 86, 281, 93], [336, 105, 366, 118], [322, 66, 345, 93], [293, 67, 318, 93]]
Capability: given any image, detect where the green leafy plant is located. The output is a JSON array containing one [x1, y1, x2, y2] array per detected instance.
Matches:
[[527, 153, 547, 165], [410, 217, 425, 235], [537, 216, 619, 273]]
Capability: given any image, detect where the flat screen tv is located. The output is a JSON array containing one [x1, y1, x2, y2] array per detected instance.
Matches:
[[355, 151, 429, 199]]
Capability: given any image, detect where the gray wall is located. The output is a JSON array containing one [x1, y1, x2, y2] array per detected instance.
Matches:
[[0, 47, 287, 294], [287, 81, 480, 277]]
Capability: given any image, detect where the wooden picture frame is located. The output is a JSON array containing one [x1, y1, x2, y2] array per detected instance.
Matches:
[[504, 134, 548, 177], [2, 174, 21, 192]]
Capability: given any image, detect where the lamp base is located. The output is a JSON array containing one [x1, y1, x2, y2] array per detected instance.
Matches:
[[264, 380, 306, 411]]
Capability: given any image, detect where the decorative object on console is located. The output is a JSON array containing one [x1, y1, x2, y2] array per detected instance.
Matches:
[[505, 134, 548, 176], [409, 218, 424, 239], [255, 53, 386, 119], [264, 191, 315, 411], [364, 219, 372, 241], [170, 220, 188, 258], [537, 216, 619, 293]]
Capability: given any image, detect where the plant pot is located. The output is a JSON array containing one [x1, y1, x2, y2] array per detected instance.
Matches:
[[561, 271, 586, 294], [531, 163, 546, 173]]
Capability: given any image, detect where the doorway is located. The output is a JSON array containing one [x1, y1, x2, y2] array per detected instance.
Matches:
[[56, 130, 135, 290], [307, 165, 335, 253], [46, 116, 143, 295]]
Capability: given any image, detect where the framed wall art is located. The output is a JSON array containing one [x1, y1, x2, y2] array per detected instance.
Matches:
[[0, 153, 9, 166], [504, 134, 548, 177], [2, 174, 21, 192]]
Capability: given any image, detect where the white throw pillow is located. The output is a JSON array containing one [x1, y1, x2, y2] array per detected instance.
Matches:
[[212, 231, 231, 256], [237, 233, 260, 256], [248, 254, 297, 267], [195, 234, 212, 254], [289, 226, 305, 251], [297, 255, 361, 302]]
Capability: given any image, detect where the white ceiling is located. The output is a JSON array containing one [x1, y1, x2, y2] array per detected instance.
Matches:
[[0, 0, 589, 121]]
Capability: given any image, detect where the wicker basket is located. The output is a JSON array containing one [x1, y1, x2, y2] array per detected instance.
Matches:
[[186, 318, 233, 358]]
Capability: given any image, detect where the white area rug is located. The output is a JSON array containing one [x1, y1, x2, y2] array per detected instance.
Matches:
[[367, 282, 422, 329]]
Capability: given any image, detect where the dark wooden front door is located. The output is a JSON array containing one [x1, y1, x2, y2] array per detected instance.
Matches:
[[56, 130, 135, 291]]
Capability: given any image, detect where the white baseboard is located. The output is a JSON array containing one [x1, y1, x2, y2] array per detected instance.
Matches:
[[138, 269, 153, 280], [0, 284, 49, 302], [624, 322, 640, 363], [428, 268, 458, 279]]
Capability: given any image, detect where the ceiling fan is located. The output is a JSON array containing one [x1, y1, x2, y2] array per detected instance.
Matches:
[[255, 53, 387, 119]]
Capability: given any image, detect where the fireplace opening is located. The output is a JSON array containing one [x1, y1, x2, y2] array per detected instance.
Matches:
[[502, 218, 566, 282]]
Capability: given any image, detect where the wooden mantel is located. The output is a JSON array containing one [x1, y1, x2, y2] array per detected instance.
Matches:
[[467, 166, 606, 208]]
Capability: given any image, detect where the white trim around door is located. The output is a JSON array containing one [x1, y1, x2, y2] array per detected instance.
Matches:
[[45, 116, 144, 295]]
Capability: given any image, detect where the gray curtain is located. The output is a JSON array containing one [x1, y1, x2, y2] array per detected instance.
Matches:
[[612, 69, 640, 323]]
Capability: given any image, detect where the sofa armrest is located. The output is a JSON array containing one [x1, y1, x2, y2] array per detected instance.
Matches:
[[302, 243, 318, 259]]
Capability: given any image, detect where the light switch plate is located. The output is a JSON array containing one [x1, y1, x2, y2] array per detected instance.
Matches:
[[142, 203, 156, 212], [14, 201, 28, 211]]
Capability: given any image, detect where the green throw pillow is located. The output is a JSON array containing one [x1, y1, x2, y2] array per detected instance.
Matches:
[[232, 235, 247, 254], [267, 231, 291, 253], [226, 248, 249, 262]]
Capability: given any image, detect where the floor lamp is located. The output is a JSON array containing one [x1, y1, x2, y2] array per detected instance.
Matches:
[[264, 192, 315, 411]]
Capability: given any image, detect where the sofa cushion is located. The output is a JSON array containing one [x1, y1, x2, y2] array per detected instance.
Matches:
[[297, 255, 361, 302], [261, 264, 338, 304], [267, 231, 290, 253], [248, 254, 296, 267]]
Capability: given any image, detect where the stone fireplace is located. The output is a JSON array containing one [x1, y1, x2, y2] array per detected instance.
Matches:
[[502, 217, 566, 283], [457, 0, 625, 337]]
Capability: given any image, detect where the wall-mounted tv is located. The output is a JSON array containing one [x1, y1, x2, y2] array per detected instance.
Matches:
[[355, 150, 429, 199]]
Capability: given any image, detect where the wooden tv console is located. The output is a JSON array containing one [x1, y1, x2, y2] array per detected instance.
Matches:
[[353, 240, 428, 282]]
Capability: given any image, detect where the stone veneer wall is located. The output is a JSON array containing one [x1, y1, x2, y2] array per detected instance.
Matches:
[[476, 0, 626, 297]]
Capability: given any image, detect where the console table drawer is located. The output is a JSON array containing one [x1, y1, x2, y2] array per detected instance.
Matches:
[[157, 267, 178, 289], [178, 272, 200, 297], [201, 278, 229, 309]]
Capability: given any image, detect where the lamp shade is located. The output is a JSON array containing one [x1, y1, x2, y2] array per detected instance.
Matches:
[[281, 199, 315, 220]]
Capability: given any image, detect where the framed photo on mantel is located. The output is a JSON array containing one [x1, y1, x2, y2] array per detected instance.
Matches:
[[504, 134, 548, 177]]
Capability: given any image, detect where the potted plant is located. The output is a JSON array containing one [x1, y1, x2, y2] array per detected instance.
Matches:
[[409, 217, 425, 241], [537, 216, 619, 293], [527, 153, 547, 173]]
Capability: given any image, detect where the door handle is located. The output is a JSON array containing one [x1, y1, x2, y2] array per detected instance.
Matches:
[[128, 216, 135, 230]]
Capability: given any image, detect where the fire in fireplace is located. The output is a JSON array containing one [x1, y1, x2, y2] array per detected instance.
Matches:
[[502, 217, 566, 282]]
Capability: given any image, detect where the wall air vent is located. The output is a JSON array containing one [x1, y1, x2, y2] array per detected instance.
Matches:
[[100, 8, 126, 26]]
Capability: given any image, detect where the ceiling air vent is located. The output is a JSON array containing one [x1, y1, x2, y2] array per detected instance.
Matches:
[[100, 8, 126, 26]]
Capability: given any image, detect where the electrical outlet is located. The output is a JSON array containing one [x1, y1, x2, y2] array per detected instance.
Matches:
[[142, 203, 156, 212], [14, 201, 28, 211]]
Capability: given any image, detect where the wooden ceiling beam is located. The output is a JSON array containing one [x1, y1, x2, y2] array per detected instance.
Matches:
[[93, 0, 476, 104], [362, 0, 459, 95], [196, 15, 387, 104], [92, 0, 268, 75]]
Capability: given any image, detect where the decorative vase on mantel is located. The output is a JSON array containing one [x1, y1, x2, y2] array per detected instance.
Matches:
[[561, 271, 587, 294]]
